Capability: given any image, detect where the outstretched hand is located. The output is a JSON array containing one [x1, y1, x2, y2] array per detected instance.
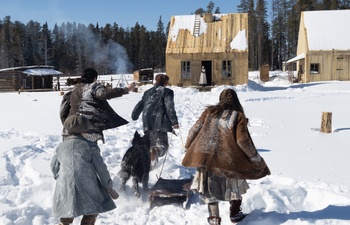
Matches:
[[127, 82, 136, 92]]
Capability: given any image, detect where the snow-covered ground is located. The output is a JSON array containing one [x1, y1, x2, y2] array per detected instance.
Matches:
[[1, 71, 350, 225]]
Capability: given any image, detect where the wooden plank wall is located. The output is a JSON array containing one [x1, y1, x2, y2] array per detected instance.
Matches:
[[166, 13, 248, 86]]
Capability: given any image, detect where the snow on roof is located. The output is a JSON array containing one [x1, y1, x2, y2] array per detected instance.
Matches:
[[169, 14, 247, 50], [169, 15, 206, 41], [286, 53, 305, 63], [304, 10, 350, 51], [22, 68, 63, 76], [230, 29, 248, 51]]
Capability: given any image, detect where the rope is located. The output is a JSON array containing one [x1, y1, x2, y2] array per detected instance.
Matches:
[[178, 126, 185, 150], [157, 130, 174, 179]]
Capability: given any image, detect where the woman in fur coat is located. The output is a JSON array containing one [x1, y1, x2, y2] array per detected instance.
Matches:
[[182, 88, 270, 225], [51, 115, 119, 225]]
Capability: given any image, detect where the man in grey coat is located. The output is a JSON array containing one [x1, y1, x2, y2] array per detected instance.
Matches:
[[51, 115, 119, 225], [131, 74, 179, 168]]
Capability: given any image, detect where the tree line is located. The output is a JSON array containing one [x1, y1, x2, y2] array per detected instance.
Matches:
[[239, 0, 350, 70], [1, 0, 350, 75], [0, 16, 167, 76]]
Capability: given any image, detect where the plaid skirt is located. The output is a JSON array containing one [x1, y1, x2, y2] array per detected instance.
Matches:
[[190, 168, 249, 203]]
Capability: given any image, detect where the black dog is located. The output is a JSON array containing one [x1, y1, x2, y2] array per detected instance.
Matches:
[[118, 131, 151, 197]]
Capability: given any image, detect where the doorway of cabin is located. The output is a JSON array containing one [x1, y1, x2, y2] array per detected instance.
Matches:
[[201, 61, 212, 86]]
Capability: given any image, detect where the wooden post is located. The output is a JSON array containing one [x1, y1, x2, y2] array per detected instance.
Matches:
[[320, 112, 332, 133], [259, 64, 270, 82]]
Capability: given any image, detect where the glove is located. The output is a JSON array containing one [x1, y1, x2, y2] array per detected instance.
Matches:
[[108, 188, 119, 200], [173, 124, 179, 129]]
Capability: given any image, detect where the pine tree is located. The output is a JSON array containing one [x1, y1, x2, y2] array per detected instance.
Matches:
[[41, 22, 53, 66], [238, 0, 257, 70], [25, 20, 42, 65], [271, 0, 290, 70], [12, 21, 26, 67], [256, 0, 270, 68]]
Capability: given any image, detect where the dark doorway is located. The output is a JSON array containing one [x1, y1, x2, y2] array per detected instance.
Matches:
[[201, 61, 212, 85]]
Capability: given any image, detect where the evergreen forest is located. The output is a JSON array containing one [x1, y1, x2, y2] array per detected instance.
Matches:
[[1, 0, 350, 75]]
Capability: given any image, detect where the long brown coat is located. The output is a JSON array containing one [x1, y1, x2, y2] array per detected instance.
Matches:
[[182, 108, 270, 179], [60, 82, 129, 142]]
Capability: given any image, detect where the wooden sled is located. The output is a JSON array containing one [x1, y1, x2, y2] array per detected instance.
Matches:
[[149, 177, 192, 209]]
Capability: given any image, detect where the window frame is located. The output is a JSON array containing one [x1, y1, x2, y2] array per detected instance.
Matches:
[[181, 61, 191, 79], [310, 63, 320, 74], [222, 60, 232, 79]]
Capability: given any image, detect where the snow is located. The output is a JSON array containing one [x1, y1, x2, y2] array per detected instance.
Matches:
[[230, 29, 248, 51], [304, 9, 350, 51], [1, 71, 350, 225], [286, 53, 305, 63], [170, 13, 247, 50]]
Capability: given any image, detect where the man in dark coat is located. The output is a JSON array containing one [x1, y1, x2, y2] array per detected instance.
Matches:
[[60, 68, 136, 143], [131, 74, 179, 168]]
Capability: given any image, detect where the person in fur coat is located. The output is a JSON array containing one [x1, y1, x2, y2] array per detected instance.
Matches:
[[182, 88, 270, 225], [60, 68, 136, 143], [51, 115, 119, 225], [131, 74, 179, 168]]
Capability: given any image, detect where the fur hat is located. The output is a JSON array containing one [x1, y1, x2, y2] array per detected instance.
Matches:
[[64, 115, 89, 134]]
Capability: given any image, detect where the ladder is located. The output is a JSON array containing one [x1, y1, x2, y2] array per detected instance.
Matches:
[[193, 15, 201, 37]]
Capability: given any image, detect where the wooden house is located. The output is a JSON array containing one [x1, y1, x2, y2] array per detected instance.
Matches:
[[165, 13, 248, 87], [0, 65, 63, 92], [286, 10, 350, 83]]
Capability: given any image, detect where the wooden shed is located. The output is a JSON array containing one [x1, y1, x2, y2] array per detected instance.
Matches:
[[165, 13, 248, 87], [132, 68, 154, 85], [0, 65, 63, 92], [286, 10, 350, 83]]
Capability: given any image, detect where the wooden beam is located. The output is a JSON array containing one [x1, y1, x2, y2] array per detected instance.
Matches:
[[320, 112, 332, 133]]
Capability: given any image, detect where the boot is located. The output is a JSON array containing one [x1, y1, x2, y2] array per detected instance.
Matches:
[[207, 202, 220, 225], [229, 199, 246, 223], [150, 147, 159, 169], [230, 199, 242, 216], [59, 218, 73, 225], [207, 216, 221, 225], [81, 214, 97, 225]]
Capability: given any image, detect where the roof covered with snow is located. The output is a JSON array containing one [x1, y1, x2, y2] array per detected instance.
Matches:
[[304, 10, 350, 51], [22, 68, 62, 76], [286, 53, 305, 63], [168, 13, 248, 51], [0, 66, 62, 76]]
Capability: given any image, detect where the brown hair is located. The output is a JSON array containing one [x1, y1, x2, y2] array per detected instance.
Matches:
[[207, 88, 244, 117], [155, 74, 169, 86], [81, 68, 98, 83]]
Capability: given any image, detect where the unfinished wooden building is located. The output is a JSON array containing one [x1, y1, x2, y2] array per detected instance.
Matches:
[[286, 9, 350, 83], [0, 65, 62, 92], [165, 13, 248, 87]]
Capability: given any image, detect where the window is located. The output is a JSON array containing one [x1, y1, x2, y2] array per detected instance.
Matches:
[[310, 63, 319, 74], [181, 61, 191, 78], [222, 60, 231, 78]]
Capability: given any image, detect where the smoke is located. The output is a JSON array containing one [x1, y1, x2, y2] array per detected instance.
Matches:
[[107, 39, 133, 74], [78, 26, 133, 74]]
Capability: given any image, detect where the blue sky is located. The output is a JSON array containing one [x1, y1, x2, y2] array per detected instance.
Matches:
[[0, 0, 247, 31]]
